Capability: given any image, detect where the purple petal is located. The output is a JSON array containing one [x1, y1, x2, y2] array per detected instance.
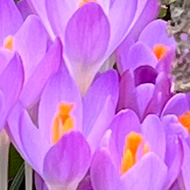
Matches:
[[139, 19, 176, 49], [20, 38, 62, 108], [117, 70, 139, 115], [121, 153, 167, 190], [46, 0, 76, 42], [90, 149, 123, 190], [65, 3, 110, 92], [142, 115, 166, 160], [161, 94, 189, 117], [0, 53, 24, 130], [136, 83, 155, 120], [83, 70, 118, 137], [116, 0, 160, 74], [43, 132, 91, 190], [0, 0, 23, 44], [181, 140, 190, 190], [35, 172, 48, 190], [77, 174, 93, 190], [125, 42, 157, 70], [38, 64, 82, 145], [107, 0, 137, 55], [14, 15, 48, 80], [110, 109, 141, 160], [17, 0, 34, 19], [19, 109, 49, 174], [134, 65, 158, 86]]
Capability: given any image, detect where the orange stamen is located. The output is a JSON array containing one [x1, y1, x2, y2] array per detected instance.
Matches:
[[78, 0, 97, 7], [3, 36, 14, 50], [178, 111, 190, 132], [153, 44, 169, 60], [120, 132, 149, 175], [52, 103, 74, 144]]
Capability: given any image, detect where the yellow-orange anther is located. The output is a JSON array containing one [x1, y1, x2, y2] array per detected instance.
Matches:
[[120, 132, 143, 174], [78, 0, 97, 7], [178, 111, 190, 132], [52, 103, 74, 144], [153, 44, 169, 60], [4, 36, 13, 50]]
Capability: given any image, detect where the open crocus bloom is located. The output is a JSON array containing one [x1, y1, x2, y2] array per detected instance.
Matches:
[[117, 19, 176, 75], [20, 0, 139, 94], [89, 109, 184, 190], [7, 59, 119, 189]]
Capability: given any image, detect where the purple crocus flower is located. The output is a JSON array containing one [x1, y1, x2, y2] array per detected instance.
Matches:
[[18, 0, 139, 94], [89, 109, 184, 190], [117, 19, 176, 76], [117, 71, 172, 121], [7, 59, 119, 189]]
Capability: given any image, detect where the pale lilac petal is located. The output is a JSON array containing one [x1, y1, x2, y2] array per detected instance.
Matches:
[[0, 53, 24, 130], [20, 38, 62, 108], [139, 20, 176, 49], [0, 0, 23, 44], [116, 0, 160, 74], [65, 3, 110, 92], [17, 0, 34, 19], [136, 83, 155, 120], [110, 109, 141, 159], [142, 115, 166, 160], [121, 153, 167, 190], [83, 70, 118, 137], [107, 0, 137, 55], [90, 149, 123, 190], [14, 15, 48, 79], [38, 64, 82, 144], [35, 172, 48, 190], [161, 94, 189, 117], [125, 42, 157, 70], [43, 132, 91, 190]]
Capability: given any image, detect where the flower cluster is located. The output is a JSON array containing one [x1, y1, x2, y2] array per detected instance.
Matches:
[[0, 0, 190, 189]]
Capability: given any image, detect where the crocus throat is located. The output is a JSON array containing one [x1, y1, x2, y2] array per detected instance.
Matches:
[[52, 103, 74, 144], [153, 44, 169, 60], [3, 36, 14, 50], [120, 132, 149, 175], [78, 0, 97, 7], [178, 111, 190, 132]]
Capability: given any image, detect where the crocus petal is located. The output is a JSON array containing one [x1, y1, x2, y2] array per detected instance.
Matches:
[[38, 64, 82, 145], [117, 70, 139, 115], [17, 0, 34, 19], [19, 109, 49, 174], [14, 15, 48, 80], [139, 20, 176, 49], [125, 42, 157, 70], [0, 0, 23, 44], [77, 174, 93, 190], [43, 131, 91, 190], [181, 139, 190, 190], [65, 2, 110, 93], [162, 115, 184, 189], [116, 0, 160, 74], [161, 94, 189, 117], [91, 149, 123, 190], [35, 172, 48, 190], [142, 115, 166, 160], [107, 0, 137, 55], [46, 0, 75, 42], [83, 70, 118, 137], [0, 53, 24, 130], [110, 109, 141, 159], [20, 38, 62, 108], [136, 83, 155, 120], [121, 152, 167, 190]]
